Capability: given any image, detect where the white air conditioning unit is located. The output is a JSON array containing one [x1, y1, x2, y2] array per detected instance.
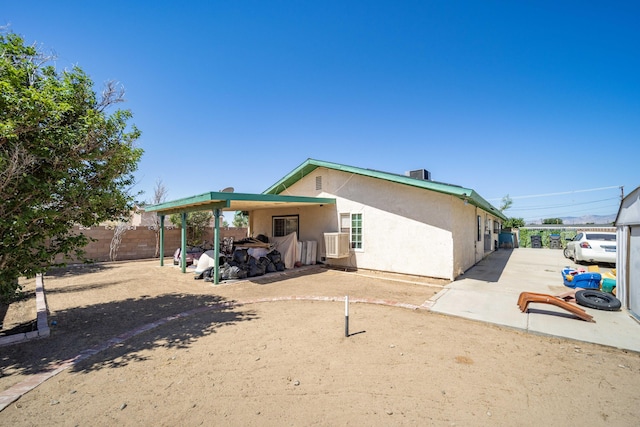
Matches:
[[324, 233, 350, 258]]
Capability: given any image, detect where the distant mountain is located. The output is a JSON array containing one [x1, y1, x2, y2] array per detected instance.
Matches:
[[528, 214, 616, 225], [561, 214, 616, 225]]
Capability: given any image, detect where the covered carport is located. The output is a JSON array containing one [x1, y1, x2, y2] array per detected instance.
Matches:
[[145, 191, 336, 284]]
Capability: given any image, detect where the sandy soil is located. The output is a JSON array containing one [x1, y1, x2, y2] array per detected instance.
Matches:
[[1, 260, 639, 426]]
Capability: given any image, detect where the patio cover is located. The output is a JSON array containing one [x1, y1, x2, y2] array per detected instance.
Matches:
[[145, 191, 336, 283]]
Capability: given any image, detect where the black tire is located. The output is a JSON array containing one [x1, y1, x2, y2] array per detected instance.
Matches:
[[573, 250, 581, 264], [563, 247, 572, 259], [575, 290, 621, 311]]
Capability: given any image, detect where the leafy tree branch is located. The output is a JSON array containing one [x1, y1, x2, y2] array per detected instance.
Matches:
[[0, 31, 143, 297]]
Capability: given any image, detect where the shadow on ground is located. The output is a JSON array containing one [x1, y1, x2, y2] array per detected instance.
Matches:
[[46, 263, 114, 277], [247, 265, 331, 285], [0, 319, 37, 336], [44, 281, 124, 295], [0, 289, 36, 336], [456, 249, 513, 282], [0, 293, 257, 380]]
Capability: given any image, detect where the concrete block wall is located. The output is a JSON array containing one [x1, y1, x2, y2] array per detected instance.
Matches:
[[55, 226, 248, 263]]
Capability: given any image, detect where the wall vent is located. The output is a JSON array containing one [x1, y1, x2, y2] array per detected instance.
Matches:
[[315, 176, 322, 190]]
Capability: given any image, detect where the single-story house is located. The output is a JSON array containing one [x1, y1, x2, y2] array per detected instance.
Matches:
[[147, 159, 506, 283], [615, 186, 640, 320], [251, 159, 506, 281]]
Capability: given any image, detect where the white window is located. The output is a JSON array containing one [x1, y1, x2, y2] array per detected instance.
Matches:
[[272, 215, 299, 237], [340, 212, 363, 250]]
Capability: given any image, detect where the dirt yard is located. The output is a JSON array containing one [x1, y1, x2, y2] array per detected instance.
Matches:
[[1, 260, 639, 426]]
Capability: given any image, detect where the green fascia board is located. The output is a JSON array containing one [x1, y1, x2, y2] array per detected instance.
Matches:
[[145, 191, 336, 216], [465, 190, 507, 221], [144, 192, 230, 214], [264, 158, 507, 221]]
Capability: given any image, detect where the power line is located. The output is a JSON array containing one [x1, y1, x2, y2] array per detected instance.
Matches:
[[488, 185, 621, 201], [520, 199, 620, 220], [508, 197, 620, 212]]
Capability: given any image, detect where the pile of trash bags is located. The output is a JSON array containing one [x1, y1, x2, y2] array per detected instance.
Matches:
[[195, 248, 285, 282]]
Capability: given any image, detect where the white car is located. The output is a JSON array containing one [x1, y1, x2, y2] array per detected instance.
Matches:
[[564, 232, 616, 264]]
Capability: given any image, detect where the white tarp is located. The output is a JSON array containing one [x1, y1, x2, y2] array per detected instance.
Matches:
[[271, 232, 299, 269], [194, 250, 217, 273], [248, 247, 269, 259]]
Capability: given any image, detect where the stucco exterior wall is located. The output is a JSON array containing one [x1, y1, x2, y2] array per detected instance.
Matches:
[[251, 167, 502, 280], [252, 168, 461, 279], [450, 200, 479, 278], [249, 204, 336, 245]]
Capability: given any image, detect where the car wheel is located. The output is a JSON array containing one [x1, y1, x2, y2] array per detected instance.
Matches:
[[573, 249, 581, 264], [563, 247, 572, 259], [575, 290, 621, 311]]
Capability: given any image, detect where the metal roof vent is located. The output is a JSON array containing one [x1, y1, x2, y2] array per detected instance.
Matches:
[[406, 169, 431, 181]]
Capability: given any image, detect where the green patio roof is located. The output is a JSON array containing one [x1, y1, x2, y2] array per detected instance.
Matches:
[[263, 159, 507, 221], [145, 191, 336, 216]]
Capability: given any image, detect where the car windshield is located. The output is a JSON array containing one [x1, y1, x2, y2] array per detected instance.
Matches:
[[585, 233, 616, 241]]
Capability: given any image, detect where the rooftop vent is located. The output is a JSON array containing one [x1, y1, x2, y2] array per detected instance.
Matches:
[[406, 169, 431, 181]]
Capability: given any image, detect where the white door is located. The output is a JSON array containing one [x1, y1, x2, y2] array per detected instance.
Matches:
[[629, 226, 640, 319]]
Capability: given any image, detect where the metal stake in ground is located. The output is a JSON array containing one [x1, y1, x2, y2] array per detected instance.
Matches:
[[345, 295, 349, 337]]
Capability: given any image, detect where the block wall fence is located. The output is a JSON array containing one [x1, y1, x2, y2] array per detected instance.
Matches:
[[55, 226, 249, 263]]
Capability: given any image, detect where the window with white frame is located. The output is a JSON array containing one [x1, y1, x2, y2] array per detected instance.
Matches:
[[340, 212, 363, 250], [272, 215, 299, 237]]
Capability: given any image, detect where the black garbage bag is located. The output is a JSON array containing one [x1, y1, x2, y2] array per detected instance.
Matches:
[[247, 256, 266, 277], [275, 261, 285, 271], [258, 256, 275, 273], [256, 234, 269, 243], [227, 265, 247, 279], [249, 263, 266, 277], [220, 264, 230, 280], [202, 267, 214, 280], [194, 267, 214, 280], [267, 250, 282, 265], [257, 256, 268, 266], [233, 248, 249, 264], [247, 264, 258, 277]]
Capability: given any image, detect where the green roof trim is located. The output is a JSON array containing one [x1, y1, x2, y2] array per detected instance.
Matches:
[[263, 159, 507, 221], [145, 191, 336, 216]]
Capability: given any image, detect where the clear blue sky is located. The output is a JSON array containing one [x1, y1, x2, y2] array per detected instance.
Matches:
[[3, 1, 638, 223]]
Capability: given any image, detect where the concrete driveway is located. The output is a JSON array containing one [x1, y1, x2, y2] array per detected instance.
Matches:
[[429, 248, 640, 352]]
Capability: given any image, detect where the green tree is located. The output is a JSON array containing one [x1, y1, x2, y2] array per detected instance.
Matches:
[[233, 211, 249, 228], [169, 211, 213, 247], [0, 32, 142, 298], [504, 217, 525, 228], [499, 194, 513, 212], [542, 218, 563, 225]]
